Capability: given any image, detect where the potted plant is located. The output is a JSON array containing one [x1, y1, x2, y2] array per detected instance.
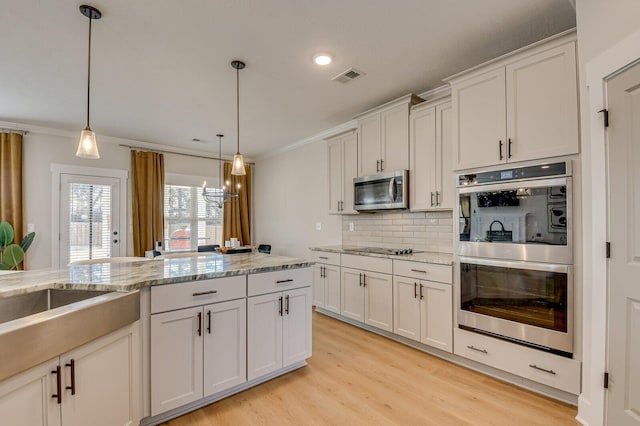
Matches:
[[0, 221, 35, 270]]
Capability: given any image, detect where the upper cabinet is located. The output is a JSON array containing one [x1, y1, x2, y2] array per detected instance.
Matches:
[[448, 33, 578, 171], [327, 130, 358, 214], [356, 94, 424, 176], [410, 97, 453, 210]]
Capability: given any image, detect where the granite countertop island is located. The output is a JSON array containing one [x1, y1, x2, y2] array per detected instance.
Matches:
[[0, 252, 313, 299], [309, 245, 454, 265]]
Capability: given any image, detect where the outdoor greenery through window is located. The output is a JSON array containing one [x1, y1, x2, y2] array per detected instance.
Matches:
[[163, 184, 222, 251]]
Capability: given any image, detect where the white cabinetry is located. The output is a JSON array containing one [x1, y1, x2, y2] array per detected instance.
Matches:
[[449, 35, 578, 170], [0, 323, 140, 426], [247, 269, 312, 381], [340, 255, 393, 332], [356, 94, 424, 176], [393, 261, 453, 352], [149, 276, 247, 416], [410, 98, 453, 210], [311, 251, 340, 313], [327, 131, 358, 214]]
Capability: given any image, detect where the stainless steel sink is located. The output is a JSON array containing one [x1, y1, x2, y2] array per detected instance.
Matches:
[[0, 288, 139, 382], [0, 289, 111, 324]]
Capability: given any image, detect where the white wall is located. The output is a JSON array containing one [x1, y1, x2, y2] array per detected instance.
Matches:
[[19, 127, 222, 270], [575, 1, 640, 424], [253, 140, 342, 259]]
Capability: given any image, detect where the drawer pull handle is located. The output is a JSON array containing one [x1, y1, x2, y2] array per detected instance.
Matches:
[[193, 290, 217, 297], [529, 364, 556, 375], [410, 269, 427, 274], [467, 345, 488, 354], [276, 279, 293, 284], [319, 256, 329, 260]]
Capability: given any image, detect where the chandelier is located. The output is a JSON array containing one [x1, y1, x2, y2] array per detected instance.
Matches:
[[202, 134, 239, 208]]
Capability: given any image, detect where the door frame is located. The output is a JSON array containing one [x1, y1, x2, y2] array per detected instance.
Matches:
[[51, 164, 128, 267], [582, 28, 640, 425]]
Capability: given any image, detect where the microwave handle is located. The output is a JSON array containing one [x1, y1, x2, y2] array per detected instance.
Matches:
[[388, 177, 397, 202]]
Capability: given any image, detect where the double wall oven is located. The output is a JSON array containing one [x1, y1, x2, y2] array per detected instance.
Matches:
[[456, 161, 573, 356]]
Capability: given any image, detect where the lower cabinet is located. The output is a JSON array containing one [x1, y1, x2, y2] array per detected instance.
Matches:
[[0, 323, 140, 426], [341, 267, 393, 332], [150, 299, 246, 415], [312, 264, 340, 313], [393, 276, 453, 352], [247, 286, 312, 381]]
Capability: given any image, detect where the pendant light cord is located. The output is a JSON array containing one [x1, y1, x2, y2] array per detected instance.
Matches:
[[218, 135, 223, 188], [86, 15, 92, 130], [236, 66, 240, 155]]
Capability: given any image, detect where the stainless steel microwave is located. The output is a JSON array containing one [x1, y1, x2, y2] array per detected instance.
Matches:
[[353, 170, 408, 211]]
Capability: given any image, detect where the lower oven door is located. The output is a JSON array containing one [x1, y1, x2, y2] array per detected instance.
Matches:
[[458, 256, 573, 355]]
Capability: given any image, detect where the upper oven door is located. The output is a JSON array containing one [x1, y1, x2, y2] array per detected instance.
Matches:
[[457, 176, 572, 264], [354, 170, 408, 211]]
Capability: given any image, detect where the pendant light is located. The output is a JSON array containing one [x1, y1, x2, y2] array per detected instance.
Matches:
[[76, 5, 101, 159], [202, 134, 239, 207], [230, 60, 246, 175]]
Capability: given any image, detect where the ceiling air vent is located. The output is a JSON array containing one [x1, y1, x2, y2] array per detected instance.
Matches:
[[332, 67, 365, 84]]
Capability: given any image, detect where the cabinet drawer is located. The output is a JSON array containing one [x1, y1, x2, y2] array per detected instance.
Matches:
[[394, 260, 452, 283], [310, 251, 340, 266], [151, 276, 246, 314], [248, 267, 312, 296], [454, 328, 581, 394], [341, 254, 392, 274]]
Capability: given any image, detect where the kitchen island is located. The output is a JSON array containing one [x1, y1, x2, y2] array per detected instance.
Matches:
[[0, 252, 313, 426]]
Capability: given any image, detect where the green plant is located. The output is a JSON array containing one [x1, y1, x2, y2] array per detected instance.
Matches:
[[0, 221, 35, 270]]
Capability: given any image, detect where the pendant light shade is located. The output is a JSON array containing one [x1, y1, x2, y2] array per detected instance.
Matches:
[[76, 128, 99, 159], [231, 60, 246, 176], [76, 5, 101, 159]]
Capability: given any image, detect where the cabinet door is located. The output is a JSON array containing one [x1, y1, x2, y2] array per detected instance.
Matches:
[[420, 281, 453, 352], [451, 68, 507, 170], [393, 276, 421, 342], [410, 105, 437, 210], [327, 136, 343, 214], [324, 264, 341, 314], [61, 323, 140, 426], [358, 114, 381, 176], [247, 293, 283, 381], [203, 299, 247, 397], [312, 264, 326, 308], [506, 42, 578, 162], [342, 132, 359, 214], [283, 287, 312, 367], [435, 102, 454, 209], [364, 271, 393, 332], [150, 307, 203, 415], [340, 267, 365, 322], [381, 103, 410, 172], [0, 359, 61, 426]]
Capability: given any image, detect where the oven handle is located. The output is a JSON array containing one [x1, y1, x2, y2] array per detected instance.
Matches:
[[458, 256, 570, 274], [457, 177, 568, 194], [388, 178, 397, 202]]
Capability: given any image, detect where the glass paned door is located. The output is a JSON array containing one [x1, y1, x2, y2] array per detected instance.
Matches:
[[59, 174, 121, 266]]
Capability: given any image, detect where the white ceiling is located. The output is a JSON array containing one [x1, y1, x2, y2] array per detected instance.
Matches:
[[0, 1, 576, 158]]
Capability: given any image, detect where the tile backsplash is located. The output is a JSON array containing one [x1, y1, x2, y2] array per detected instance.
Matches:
[[342, 210, 454, 253]]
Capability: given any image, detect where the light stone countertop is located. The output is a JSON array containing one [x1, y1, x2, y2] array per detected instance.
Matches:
[[309, 245, 454, 266], [0, 253, 313, 299]]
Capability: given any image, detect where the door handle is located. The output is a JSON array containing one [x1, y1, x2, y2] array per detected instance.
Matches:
[[419, 284, 424, 300], [197, 311, 202, 336], [285, 295, 290, 315], [51, 366, 62, 404], [362, 273, 367, 287], [65, 359, 76, 395], [436, 191, 440, 206], [279, 296, 283, 316], [380, 159, 384, 172], [499, 140, 503, 160], [207, 310, 211, 334], [508, 138, 512, 159], [376, 160, 380, 173], [430, 192, 435, 207], [414, 282, 418, 299]]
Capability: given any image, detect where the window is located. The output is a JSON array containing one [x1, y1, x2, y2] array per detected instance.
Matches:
[[163, 184, 222, 251]]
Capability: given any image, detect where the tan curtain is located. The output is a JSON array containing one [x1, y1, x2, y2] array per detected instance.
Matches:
[[223, 163, 252, 245], [131, 150, 165, 256], [0, 133, 24, 245]]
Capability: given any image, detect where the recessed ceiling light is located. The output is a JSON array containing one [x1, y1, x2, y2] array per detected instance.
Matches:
[[313, 53, 333, 66]]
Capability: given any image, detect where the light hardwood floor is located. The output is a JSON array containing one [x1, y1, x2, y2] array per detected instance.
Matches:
[[163, 311, 578, 425]]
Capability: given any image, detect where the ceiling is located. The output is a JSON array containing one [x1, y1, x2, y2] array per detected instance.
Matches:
[[0, 1, 576, 158]]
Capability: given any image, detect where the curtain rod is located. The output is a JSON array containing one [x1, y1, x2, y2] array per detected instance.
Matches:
[[0, 127, 29, 135], [119, 143, 255, 164]]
